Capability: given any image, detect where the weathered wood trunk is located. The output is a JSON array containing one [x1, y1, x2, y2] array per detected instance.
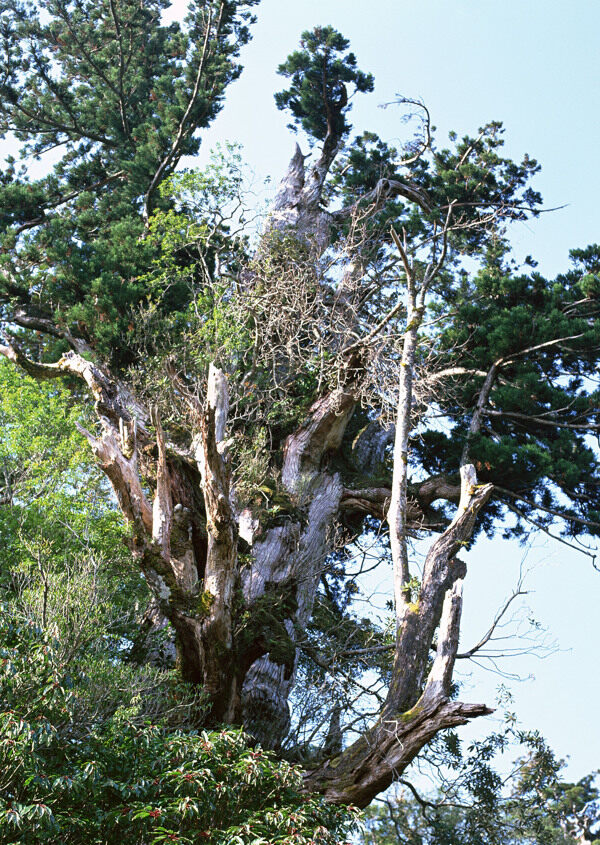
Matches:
[[303, 465, 494, 806], [0, 142, 496, 804]]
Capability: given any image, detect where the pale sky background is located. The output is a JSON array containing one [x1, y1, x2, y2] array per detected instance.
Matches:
[[3, 0, 599, 782], [167, 0, 600, 781]]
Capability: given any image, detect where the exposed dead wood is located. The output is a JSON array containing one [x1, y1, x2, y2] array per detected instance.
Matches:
[[303, 695, 493, 807], [304, 465, 494, 806]]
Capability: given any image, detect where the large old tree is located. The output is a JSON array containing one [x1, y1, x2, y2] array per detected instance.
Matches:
[[1, 0, 599, 808]]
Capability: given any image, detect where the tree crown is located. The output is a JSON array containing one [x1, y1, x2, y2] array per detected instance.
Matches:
[[274, 25, 374, 142]]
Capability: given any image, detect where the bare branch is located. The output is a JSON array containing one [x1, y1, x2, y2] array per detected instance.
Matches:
[[424, 576, 465, 700], [333, 176, 432, 221], [151, 407, 173, 555], [483, 408, 600, 432], [457, 582, 528, 659], [496, 486, 600, 531], [423, 366, 489, 384], [505, 500, 598, 563], [379, 96, 432, 165]]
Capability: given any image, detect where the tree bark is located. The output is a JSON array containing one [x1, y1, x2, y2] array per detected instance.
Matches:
[[239, 390, 355, 746]]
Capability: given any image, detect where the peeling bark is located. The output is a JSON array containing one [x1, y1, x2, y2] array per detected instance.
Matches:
[[194, 365, 239, 720], [240, 471, 344, 747], [265, 142, 334, 251], [351, 420, 395, 473], [281, 391, 355, 492]]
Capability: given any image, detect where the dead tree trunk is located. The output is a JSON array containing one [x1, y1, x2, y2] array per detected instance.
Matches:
[[303, 465, 494, 806]]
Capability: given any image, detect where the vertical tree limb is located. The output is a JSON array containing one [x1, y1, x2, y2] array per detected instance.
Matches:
[[423, 576, 465, 701]]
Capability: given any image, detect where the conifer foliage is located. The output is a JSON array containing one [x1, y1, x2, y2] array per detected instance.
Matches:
[[0, 0, 259, 364]]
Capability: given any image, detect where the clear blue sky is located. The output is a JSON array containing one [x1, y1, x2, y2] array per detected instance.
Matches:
[[168, 0, 600, 779]]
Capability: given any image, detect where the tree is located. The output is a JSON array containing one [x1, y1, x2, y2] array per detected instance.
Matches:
[[1, 0, 599, 810], [364, 734, 600, 845]]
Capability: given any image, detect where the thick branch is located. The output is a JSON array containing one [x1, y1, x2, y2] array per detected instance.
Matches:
[[198, 364, 238, 719], [151, 407, 173, 556], [303, 696, 492, 807], [387, 277, 421, 619], [333, 176, 432, 221], [281, 390, 355, 494], [423, 576, 464, 700], [75, 419, 152, 536], [340, 482, 453, 531], [0, 340, 150, 433], [11, 308, 92, 354], [304, 466, 494, 806], [388, 465, 492, 710]]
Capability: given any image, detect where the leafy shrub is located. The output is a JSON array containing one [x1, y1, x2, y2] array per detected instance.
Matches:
[[0, 609, 359, 844]]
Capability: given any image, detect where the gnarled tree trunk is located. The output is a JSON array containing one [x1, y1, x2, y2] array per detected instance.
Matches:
[[0, 141, 497, 805]]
